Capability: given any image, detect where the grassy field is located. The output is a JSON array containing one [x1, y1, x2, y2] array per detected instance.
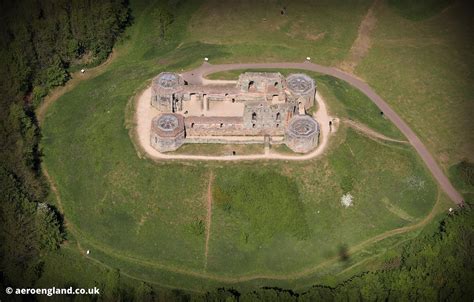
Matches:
[[200, 0, 474, 199], [38, 0, 454, 293], [184, 0, 373, 65], [354, 0, 474, 187]]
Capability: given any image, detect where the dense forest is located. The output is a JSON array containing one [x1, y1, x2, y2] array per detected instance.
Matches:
[[0, 0, 473, 301], [0, 0, 130, 289]]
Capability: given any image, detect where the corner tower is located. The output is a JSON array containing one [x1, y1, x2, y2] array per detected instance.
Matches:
[[151, 72, 185, 112], [286, 74, 316, 109]]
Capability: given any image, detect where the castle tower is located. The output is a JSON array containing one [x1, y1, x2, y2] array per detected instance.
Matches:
[[285, 115, 320, 153], [286, 74, 316, 109], [150, 113, 185, 152], [151, 72, 185, 112]]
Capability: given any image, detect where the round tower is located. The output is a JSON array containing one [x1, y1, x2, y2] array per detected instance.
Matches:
[[285, 115, 320, 153], [151, 72, 185, 112], [150, 113, 185, 152], [286, 74, 316, 109]]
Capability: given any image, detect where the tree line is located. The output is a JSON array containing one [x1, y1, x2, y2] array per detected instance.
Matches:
[[0, 0, 130, 289]]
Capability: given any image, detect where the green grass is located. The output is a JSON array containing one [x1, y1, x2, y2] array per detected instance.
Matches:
[[35, 239, 196, 301], [449, 160, 474, 202], [213, 170, 310, 244], [387, 0, 454, 20], [184, 0, 373, 65], [39, 0, 443, 293], [271, 143, 296, 155], [355, 0, 474, 177], [169, 143, 264, 156], [204, 128, 436, 279]]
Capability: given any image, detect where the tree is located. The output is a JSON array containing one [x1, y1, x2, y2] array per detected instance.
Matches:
[[43, 57, 70, 89], [0, 0, 130, 289], [36, 205, 64, 251]]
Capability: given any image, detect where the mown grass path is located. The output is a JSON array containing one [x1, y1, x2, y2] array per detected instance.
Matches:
[[343, 119, 408, 144], [204, 171, 214, 271]]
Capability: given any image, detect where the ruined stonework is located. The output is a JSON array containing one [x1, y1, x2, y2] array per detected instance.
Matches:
[[286, 73, 316, 109], [151, 73, 186, 112], [149, 71, 320, 153], [285, 115, 320, 153], [150, 113, 185, 152]]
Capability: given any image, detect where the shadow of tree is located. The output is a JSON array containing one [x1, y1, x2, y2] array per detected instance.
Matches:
[[338, 244, 350, 262]]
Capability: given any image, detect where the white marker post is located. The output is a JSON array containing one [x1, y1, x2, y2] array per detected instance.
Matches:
[[306, 57, 311, 61], [86, 250, 90, 255], [81, 69, 85, 73], [204, 57, 209, 62]]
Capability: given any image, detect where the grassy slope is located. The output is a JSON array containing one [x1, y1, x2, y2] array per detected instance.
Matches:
[[208, 130, 436, 277], [38, 0, 446, 293], [355, 0, 474, 183], [184, 0, 372, 65]]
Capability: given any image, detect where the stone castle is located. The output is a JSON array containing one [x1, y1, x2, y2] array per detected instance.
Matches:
[[149, 71, 320, 153]]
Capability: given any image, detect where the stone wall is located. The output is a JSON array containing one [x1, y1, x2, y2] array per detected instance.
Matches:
[[149, 71, 320, 153], [286, 74, 316, 108], [150, 113, 185, 152], [242, 101, 296, 130], [285, 115, 320, 153], [151, 132, 185, 152], [184, 116, 285, 136], [237, 72, 285, 93]]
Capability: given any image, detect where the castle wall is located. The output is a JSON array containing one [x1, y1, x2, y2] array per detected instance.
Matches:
[[242, 102, 296, 129], [151, 131, 185, 152], [284, 115, 320, 153], [184, 116, 285, 136], [149, 71, 319, 153], [285, 133, 318, 153], [237, 72, 285, 93]]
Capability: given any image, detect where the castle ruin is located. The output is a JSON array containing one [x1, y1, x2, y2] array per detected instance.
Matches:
[[149, 71, 320, 153]]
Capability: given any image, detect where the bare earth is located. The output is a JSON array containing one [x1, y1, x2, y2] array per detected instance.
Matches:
[[339, 0, 380, 73]]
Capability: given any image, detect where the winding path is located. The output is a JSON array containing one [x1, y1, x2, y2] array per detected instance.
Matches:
[[179, 61, 463, 204]]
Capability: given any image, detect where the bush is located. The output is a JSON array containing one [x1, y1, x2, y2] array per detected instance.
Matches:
[[43, 58, 70, 89], [189, 219, 205, 236], [456, 160, 474, 187], [340, 175, 354, 193]]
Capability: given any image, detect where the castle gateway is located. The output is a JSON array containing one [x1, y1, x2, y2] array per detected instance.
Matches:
[[150, 71, 320, 153]]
